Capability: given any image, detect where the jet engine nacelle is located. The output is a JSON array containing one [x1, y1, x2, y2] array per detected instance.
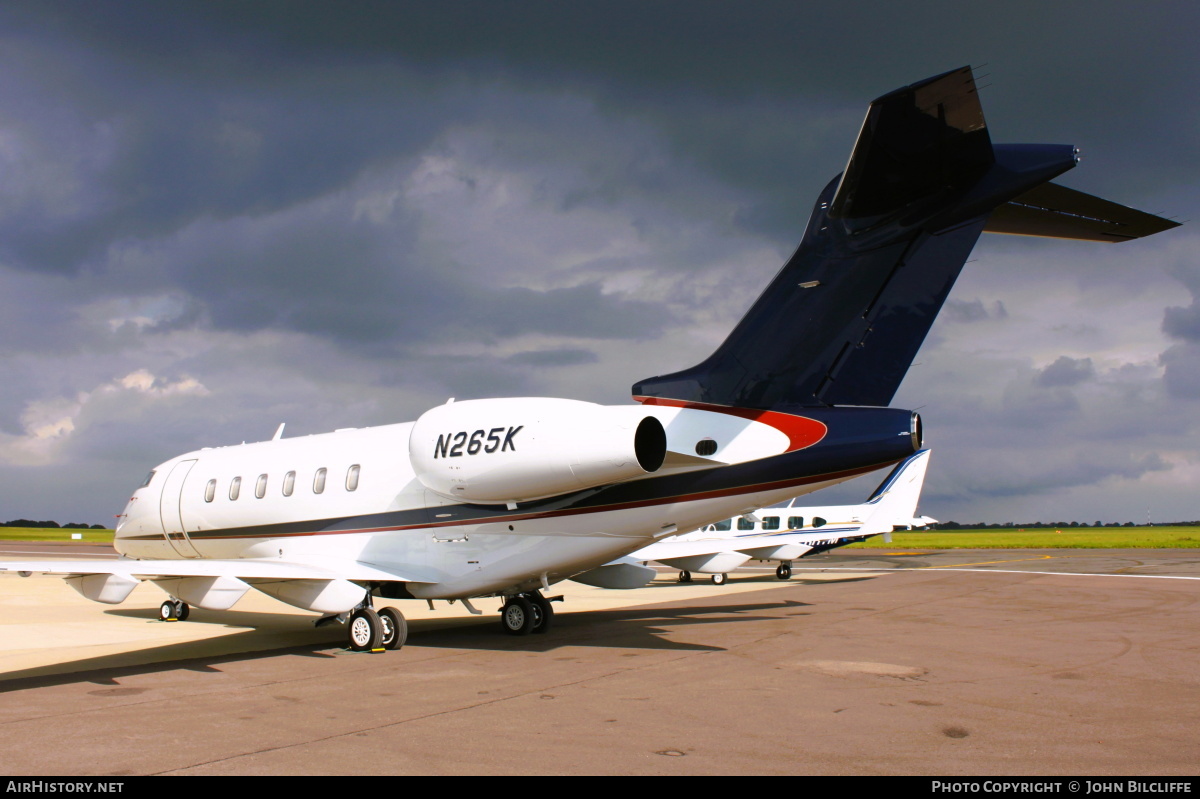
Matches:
[[410, 397, 667, 504]]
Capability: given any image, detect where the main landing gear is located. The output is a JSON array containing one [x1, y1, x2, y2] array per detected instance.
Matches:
[[677, 570, 693, 583], [159, 599, 189, 621], [500, 591, 556, 636], [710, 573, 728, 586], [343, 594, 408, 652], [776, 562, 793, 580]]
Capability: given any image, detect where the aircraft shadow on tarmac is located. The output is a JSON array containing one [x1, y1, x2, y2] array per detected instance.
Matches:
[[0, 593, 824, 692]]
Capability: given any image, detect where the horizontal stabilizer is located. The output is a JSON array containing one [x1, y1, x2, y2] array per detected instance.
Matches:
[[985, 182, 1180, 242]]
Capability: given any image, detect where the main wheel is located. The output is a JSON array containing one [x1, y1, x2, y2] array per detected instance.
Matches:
[[378, 606, 407, 650], [677, 570, 692, 583], [347, 607, 383, 651], [530, 593, 554, 635], [175, 602, 191, 621], [501, 596, 536, 635], [776, 563, 792, 580], [159, 601, 175, 621], [711, 573, 728, 586]]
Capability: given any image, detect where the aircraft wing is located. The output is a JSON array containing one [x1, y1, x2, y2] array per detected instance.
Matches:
[[0, 556, 438, 612], [0, 558, 431, 582]]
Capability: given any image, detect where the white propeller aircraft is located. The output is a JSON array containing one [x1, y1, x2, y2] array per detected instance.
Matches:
[[600, 448, 932, 586], [0, 67, 1178, 652]]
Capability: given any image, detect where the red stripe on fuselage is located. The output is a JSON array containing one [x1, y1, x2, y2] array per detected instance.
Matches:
[[632, 396, 827, 452]]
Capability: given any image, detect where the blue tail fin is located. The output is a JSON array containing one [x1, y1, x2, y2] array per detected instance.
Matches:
[[633, 66, 1177, 411]]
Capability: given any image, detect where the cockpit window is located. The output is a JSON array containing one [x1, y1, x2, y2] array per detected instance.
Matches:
[[714, 519, 732, 531], [141, 470, 156, 488]]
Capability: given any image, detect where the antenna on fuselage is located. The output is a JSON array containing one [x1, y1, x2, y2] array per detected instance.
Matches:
[[272, 423, 286, 441]]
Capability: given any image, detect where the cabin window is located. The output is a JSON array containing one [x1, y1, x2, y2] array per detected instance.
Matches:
[[256, 474, 268, 499], [229, 476, 242, 501], [813, 516, 827, 528], [788, 516, 804, 529], [695, 438, 718, 457], [737, 517, 755, 531], [346, 464, 361, 491], [283, 471, 296, 497], [140, 470, 156, 488], [204, 479, 216, 503], [313, 468, 327, 494], [713, 519, 732, 531], [762, 516, 780, 530]]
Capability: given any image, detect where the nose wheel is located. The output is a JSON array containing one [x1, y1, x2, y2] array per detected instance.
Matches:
[[710, 573, 728, 586]]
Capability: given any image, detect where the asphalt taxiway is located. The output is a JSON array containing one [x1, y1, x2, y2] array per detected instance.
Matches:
[[1, 545, 1198, 775]]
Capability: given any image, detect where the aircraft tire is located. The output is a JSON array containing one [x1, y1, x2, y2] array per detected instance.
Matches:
[[677, 571, 692, 583], [176, 602, 190, 621], [530, 593, 553, 634], [347, 607, 383, 651], [776, 564, 792, 580], [501, 596, 536, 635], [711, 573, 728, 586], [159, 601, 175, 621], [378, 606, 407, 650]]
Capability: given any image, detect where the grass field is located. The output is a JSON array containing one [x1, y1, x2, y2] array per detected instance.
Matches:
[[848, 526, 1200, 549], [0, 527, 114, 543], [3, 525, 1200, 548]]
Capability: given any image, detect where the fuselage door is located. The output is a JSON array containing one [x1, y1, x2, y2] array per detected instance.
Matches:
[[159, 459, 203, 558]]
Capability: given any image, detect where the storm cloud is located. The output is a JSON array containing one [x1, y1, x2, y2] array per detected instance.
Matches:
[[1, 2, 1197, 524]]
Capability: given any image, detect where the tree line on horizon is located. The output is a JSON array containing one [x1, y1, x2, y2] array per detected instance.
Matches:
[[930, 520, 1200, 530], [2, 519, 107, 529]]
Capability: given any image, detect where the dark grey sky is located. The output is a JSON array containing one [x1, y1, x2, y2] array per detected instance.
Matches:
[[1, 2, 1196, 525]]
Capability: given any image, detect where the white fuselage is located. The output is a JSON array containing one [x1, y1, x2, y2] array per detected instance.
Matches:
[[115, 402, 859, 600]]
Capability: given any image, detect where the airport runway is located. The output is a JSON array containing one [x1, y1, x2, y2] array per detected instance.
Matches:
[[1, 545, 1198, 775]]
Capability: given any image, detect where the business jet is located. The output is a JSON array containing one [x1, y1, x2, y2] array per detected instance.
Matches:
[[0, 67, 1178, 653], [598, 448, 931, 586]]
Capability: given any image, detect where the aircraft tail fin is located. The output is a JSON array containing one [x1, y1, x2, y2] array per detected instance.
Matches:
[[633, 67, 1178, 411], [860, 448, 931, 535]]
